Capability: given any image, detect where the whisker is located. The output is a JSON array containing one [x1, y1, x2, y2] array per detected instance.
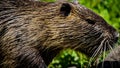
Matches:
[[87, 38, 106, 67], [85, 33, 103, 49], [92, 38, 106, 58], [101, 40, 107, 68], [107, 40, 116, 56], [94, 33, 104, 42]]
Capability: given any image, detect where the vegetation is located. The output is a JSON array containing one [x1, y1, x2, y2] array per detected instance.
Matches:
[[49, 49, 89, 68], [41, 0, 120, 68]]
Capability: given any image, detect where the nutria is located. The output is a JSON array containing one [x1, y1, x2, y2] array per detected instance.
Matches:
[[0, 0, 119, 68]]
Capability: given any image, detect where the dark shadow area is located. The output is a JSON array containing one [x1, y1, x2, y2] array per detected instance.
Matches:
[[97, 61, 120, 68]]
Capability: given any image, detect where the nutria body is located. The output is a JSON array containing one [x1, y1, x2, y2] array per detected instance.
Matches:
[[0, 0, 119, 68]]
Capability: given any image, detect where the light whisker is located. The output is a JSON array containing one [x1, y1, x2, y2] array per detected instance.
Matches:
[[107, 40, 116, 56], [88, 38, 106, 67], [92, 38, 106, 58]]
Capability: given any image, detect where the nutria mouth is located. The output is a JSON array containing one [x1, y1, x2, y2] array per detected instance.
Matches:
[[0, 0, 119, 68]]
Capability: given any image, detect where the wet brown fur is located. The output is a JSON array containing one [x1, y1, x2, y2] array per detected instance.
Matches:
[[0, 0, 118, 68]]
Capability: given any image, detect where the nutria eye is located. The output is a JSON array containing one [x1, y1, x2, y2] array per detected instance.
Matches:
[[86, 19, 95, 24]]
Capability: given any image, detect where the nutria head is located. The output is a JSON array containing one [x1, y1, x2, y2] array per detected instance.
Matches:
[[36, 1, 119, 59], [0, 0, 119, 67]]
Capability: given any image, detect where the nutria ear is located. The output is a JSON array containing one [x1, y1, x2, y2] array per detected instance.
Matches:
[[60, 3, 72, 16]]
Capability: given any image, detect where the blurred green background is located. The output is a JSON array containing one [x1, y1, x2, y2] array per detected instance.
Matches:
[[41, 0, 120, 68]]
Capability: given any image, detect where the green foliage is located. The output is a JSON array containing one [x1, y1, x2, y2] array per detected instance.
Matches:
[[49, 49, 89, 68]]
